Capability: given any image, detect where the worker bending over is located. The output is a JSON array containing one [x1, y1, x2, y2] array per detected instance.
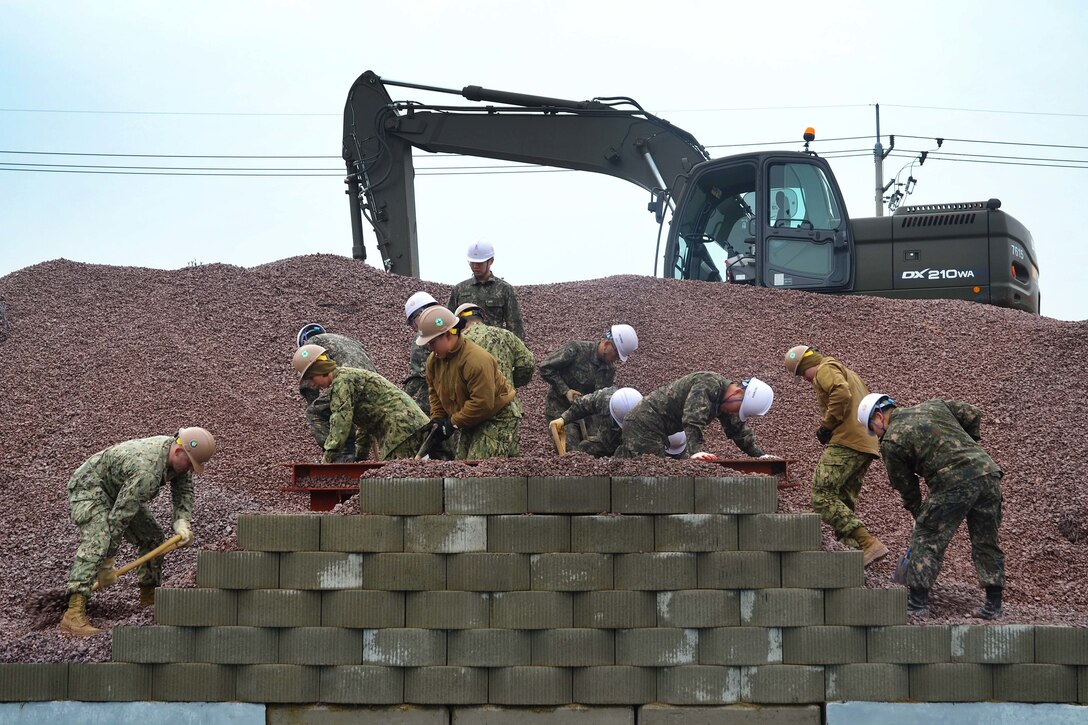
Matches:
[[403, 292, 440, 414], [454, 303, 535, 400], [550, 386, 642, 457]]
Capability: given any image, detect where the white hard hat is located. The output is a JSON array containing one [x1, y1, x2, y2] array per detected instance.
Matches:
[[857, 393, 895, 435], [738, 377, 774, 422], [608, 324, 639, 363], [608, 387, 643, 427], [666, 431, 687, 456], [466, 239, 495, 263], [405, 291, 438, 322]]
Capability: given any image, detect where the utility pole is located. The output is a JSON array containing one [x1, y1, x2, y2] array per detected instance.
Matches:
[[873, 104, 894, 216]]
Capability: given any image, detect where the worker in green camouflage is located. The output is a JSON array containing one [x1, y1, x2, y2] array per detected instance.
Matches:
[[60, 427, 216, 637], [447, 239, 525, 340], [454, 303, 534, 415], [615, 372, 774, 460], [539, 324, 638, 449], [860, 394, 1005, 619], [292, 345, 429, 462], [403, 293, 440, 414], [550, 386, 641, 457], [785, 345, 888, 567]]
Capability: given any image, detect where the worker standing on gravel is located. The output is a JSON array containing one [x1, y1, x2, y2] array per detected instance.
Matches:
[[403, 291, 441, 414], [785, 345, 888, 567], [417, 305, 520, 459], [293, 344, 429, 463], [454, 303, 535, 400], [296, 323, 377, 461], [859, 394, 1005, 619], [447, 239, 525, 340], [550, 386, 641, 457], [539, 324, 638, 450], [615, 372, 774, 460], [60, 427, 215, 636]]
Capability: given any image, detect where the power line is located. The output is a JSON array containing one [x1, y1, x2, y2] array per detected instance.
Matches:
[[883, 103, 1088, 118], [895, 135, 1088, 151]]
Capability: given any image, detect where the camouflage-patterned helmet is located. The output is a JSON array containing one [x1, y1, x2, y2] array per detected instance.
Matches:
[[292, 344, 328, 377], [177, 427, 216, 474], [784, 345, 813, 376]]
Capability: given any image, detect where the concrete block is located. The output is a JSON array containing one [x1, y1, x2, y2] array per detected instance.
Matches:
[[112, 625, 194, 663], [951, 624, 1034, 663], [573, 590, 657, 629], [571, 515, 653, 553], [279, 627, 363, 665], [454, 705, 632, 724], [446, 476, 527, 514], [362, 553, 446, 591], [1082, 666, 1088, 704], [68, 663, 152, 701], [237, 513, 320, 551], [993, 664, 1078, 702], [824, 588, 905, 626], [322, 590, 405, 628], [738, 514, 821, 551], [151, 663, 235, 701], [611, 476, 694, 514], [237, 589, 321, 627], [657, 666, 740, 704], [910, 663, 993, 701], [826, 663, 908, 702], [573, 666, 656, 705], [614, 553, 696, 591], [406, 516, 487, 553], [655, 514, 738, 552], [532, 628, 615, 666], [701, 627, 783, 665], [694, 476, 777, 514], [868, 625, 951, 663], [489, 667, 573, 705], [269, 703, 449, 724], [617, 628, 698, 666], [1037, 626, 1088, 664], [827, 702, 1088, 725], [782, 626, 866, 664], [698, 551, 781, 589], [641, 703, 821, 724], [447, 553, 529, 591], [657, 590, 740, 628], [321, 515, 404, 552], [781, 551, 864, 589], [488, 515, 570, 552], [280, 552, 364, 590], [319, 665, 404, 704], [362, 628, 446, 666], [526, 476, 610, 514], [155, 587, 237, 626], [359, 477, 443, 515], [406, 667, 488, 705], [449, 629, 531, 666], [491, 591, 573, 629], [236, 664, 319, 703], [194, 626, 278, 664], [406, 591, 490, 629], [740, 665, 825, 704], [531, 553, 612, 591], [0, 702, 264, 724], [0, 663, 68, 701], [196, 550, 279, 589], [741, 589, 823, 627]]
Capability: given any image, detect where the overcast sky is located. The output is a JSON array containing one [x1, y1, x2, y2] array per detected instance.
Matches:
[[2, 1, 1085, 320]]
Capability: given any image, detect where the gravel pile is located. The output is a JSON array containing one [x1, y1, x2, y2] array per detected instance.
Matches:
[[1, 254, 1085, 661]]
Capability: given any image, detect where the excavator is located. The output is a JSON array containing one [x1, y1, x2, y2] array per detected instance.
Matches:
[[343, 70, 1040, 314]]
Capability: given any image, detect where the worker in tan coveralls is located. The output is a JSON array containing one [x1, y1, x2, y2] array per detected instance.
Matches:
[[785, 345, 888, 566]]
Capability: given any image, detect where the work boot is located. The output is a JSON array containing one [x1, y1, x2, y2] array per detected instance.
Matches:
[[852, 526, 890, 567], [907, 587, 930, 617], [139, 585, 156, 607], [59, 594, 102, 637], [974, 586, 1003, 620]]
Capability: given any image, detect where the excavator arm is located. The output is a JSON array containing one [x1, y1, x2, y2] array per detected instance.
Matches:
[[343, 70, 710, 276]]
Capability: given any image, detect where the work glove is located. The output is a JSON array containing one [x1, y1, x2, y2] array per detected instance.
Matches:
[[173, 519, 193, 548], [429, 418, 455, 441], [95, 557, 118, 590], [759, 454, 778, 459], [816, 426, 834, 445], [565, 390, 583, 404], [691, 451, 718, 461]]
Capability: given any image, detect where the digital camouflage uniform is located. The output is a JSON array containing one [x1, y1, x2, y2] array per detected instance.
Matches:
[[539, 340, 616, 449], [560, 386, 622, 457], [323, 367, 430, 462], [302, 333, 377, 460], [615, 372, 765, 459], [879, 399, 1005, 591], [66, 436, 193, 596], [463, 321, 535, 416], [447, 274, 525, 340]]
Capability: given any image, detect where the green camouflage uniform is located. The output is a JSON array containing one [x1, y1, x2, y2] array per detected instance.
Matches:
[[302, 333, 377, 460], [447, 274, 525, 340], [464, 321, 534, 416], [65, 436, 193, 596], [323, 367, 430, 463], [615, 372, 765, 459], [457, 403, 520, 460], [404, 341, 432, 415], [560, 386, 622, 457], [879, 399, 1005, 591], [539, 340, 616, 448]]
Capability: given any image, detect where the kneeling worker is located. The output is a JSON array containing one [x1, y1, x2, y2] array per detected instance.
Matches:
[[550, 386, 642, 457]]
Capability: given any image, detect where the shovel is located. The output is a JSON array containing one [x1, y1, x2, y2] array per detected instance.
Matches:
[[549, 420, 567, 456], [414, 428, 438, 460], [92, 534, 186, 591], [891, 546, 911, 585]]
